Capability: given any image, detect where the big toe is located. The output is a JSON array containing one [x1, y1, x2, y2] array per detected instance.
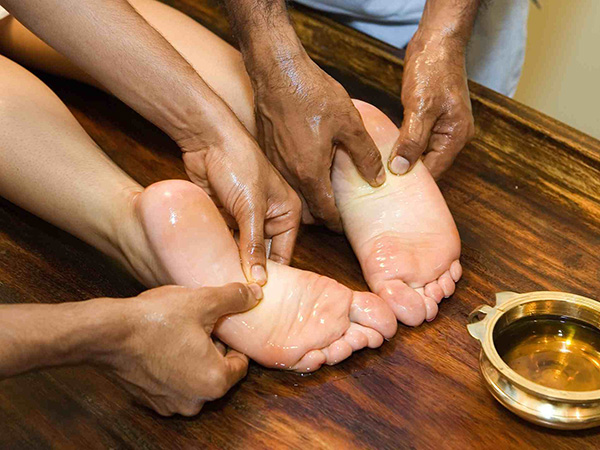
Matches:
[[350, 291, 397, 338], [377, 280, 428, 327]]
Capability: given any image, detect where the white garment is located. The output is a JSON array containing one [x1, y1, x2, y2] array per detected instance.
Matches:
[[295, 0, 529, 97], [0, 6, 9, 21]]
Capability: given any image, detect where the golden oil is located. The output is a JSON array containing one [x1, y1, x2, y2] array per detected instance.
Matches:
[[494, 315, 600, 392]]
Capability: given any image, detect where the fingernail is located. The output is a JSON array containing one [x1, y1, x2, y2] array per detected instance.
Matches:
[[375, 167, 386, 186], [248, 283, 263, 301], [389, 156, 410, 175], [251, 264, 267, 286]]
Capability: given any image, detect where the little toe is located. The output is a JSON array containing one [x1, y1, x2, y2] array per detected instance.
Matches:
[[376, 280, 427, 327], [450, 260, 462, 282], [322, 340, 354, 365], [424, 281, 445, 304], [350, 291, 398, 338], [438, 272, 455, 298], [291, 350, 327, 373], [343, 323, 370, 351]]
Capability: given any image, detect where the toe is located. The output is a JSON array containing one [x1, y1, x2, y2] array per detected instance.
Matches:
[[322, 340, 353, 365], [350, 292, 398, 338], [344, 322, 385, 349], [450, 260, 462, 282], [376, 280, 427, 327], [424, 281, 444, 304], [343, 323, 370, 351], [424, 296, 439, 322], [438, 272, 455, 298], [291, 350, 327, 373], [352, 323, 385, 348]]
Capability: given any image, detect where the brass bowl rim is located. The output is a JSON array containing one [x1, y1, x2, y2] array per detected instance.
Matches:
[[481, 291, 600, 402]]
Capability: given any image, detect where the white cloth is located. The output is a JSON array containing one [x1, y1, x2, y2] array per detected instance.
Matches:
[[0, 6, 9, 21], [295, 0, 529, 97]]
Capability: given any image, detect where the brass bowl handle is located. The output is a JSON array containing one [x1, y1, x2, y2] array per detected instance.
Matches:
[[467, 304, 493, 341]]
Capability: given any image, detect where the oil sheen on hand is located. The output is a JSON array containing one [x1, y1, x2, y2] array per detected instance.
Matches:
[[494, 315, 600, 392]]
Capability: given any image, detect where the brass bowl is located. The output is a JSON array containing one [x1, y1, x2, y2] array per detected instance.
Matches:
[[468, 291, 600, 429]]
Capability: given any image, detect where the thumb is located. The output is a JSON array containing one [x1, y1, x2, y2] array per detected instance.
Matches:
[[389, 110, 436, 175], [197, 282, 261, 325]]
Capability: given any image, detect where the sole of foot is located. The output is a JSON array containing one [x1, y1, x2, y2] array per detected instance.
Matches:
[[331, 100, 462, 326]]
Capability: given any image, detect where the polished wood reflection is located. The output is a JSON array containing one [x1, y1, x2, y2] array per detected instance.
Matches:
[[1, 1, 599, 448]]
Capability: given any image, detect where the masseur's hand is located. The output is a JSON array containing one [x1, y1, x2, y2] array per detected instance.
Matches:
[[108, 283, 259, 416], [251, 52, 385, 231], [222, 0, 384, 232], [387, 0, 480, 179], [179, 103, 301, 284], [389, 32, 475, 179]]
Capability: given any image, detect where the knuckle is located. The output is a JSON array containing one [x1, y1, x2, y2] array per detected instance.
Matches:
[[363, 147, 382, 166], [206, 366, 227, 390], [288, 194, 303, 218], [246, 240, 266, 258], [400, 135, 424, 153], [177, 402, 202, 417], [207, 374, 230, 399]]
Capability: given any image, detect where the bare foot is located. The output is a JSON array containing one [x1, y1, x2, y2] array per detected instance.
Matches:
[[135, 180, 397, 372], [332, 100, 462, 326]]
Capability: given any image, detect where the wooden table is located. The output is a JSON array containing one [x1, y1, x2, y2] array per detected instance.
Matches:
[[1, 1, 600, 448]]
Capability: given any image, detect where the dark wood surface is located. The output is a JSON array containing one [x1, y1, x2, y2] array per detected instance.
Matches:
[[2, 1, 600, 449]]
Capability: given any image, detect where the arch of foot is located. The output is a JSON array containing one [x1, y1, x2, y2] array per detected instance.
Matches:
[[137, 180, 397, 372]]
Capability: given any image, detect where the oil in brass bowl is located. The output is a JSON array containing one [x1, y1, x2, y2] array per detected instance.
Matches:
[[467, 291, 600, 429]]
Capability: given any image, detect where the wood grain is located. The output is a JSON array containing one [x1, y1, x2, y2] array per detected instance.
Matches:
[[1, 1, 600, 448]]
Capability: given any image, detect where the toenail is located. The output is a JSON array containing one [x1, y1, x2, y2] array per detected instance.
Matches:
[[389, 156, 410, 175], [251, 264, 267, 285]]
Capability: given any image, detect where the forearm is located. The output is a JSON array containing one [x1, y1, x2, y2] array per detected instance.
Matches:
[[413, 0, 480, 51], [1, 0, 227, 143], [0, 298, 125, 379], [222, 0, 306, 76]]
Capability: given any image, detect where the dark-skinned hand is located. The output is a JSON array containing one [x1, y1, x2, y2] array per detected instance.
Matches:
[[179, 103, 301, 284], [389, 33, 475, 179], [251, 52, 385, 231]]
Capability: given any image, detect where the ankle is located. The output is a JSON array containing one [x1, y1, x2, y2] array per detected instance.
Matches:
[[107, 187, 165, 287]]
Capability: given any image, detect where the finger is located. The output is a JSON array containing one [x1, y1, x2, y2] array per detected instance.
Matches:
[[423, 124, 472, 179], [339, 118, 385, 187], [269, 225, 299, 265], [221, 349, 250, 390], [238, 207, 268, 285], [198, 282, 261, 325], [264, 188, 301, 265], [389, 110, 436, 175], [300, 176, 342, 233]]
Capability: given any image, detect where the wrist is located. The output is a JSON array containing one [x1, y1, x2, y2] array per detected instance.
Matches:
[[413, 0, 479, 51], [73, 297, 133, 368], [406, 30, 467, 69], [240, 26, 308, 81], [409, 27, 467, 59]]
